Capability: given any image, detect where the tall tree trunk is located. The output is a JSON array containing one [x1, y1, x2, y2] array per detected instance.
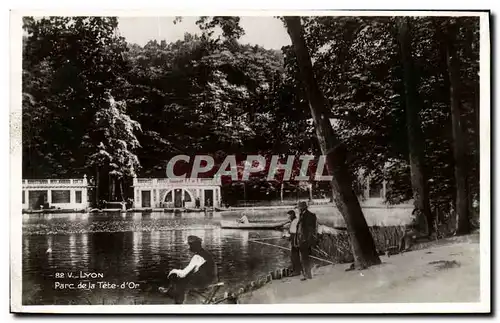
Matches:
[[120, 178, 125, 202], [470, 55, 480, 223], [284, 16, 381, 269], [470, 85, 480, 223], [445, 20, 470, 235], [107, 174, 111, 202], [243, 182, 246, 205], [280, 182, 284, 202], [95, 166, 100, 208], [109, 175, 115, 201], [397, 17, 433, 236]]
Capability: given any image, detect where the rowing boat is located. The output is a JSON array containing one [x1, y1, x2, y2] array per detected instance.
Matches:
[[220, 220, 286, 230]]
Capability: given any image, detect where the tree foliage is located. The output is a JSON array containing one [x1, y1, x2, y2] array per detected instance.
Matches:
[[296, 16, 479, 216], [22, 15, 480, 214], [22, 17, 131, 180]]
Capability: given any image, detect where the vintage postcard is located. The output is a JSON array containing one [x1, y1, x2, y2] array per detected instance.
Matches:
[[10, 9, 491, 314]]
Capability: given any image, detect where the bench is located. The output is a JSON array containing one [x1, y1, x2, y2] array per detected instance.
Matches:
[[159, 282, 226, 304], [188, 282, 225, 304], [398, 229, 431, 253]]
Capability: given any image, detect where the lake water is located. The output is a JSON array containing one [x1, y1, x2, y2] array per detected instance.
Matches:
[[22, 206, 412, 305]]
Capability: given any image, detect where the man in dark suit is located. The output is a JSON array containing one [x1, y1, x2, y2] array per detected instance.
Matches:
[[294, 201, 317, 280]]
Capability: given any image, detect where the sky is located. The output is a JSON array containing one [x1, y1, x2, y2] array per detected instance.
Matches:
[[117, 16, 291, 50]]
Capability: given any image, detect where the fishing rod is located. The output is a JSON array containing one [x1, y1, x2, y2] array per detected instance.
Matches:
[[246, 239, 335, 265]]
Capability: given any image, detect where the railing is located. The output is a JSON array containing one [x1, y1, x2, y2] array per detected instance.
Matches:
[[23, 176, 88, 186], [134, 177, 222, 186], [49, 179, 71, 184]]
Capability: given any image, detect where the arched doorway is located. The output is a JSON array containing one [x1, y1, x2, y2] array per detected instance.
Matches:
[[164, 188, 193, 208]]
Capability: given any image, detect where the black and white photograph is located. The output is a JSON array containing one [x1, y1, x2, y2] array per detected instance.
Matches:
[[9, 10, 491, 314]]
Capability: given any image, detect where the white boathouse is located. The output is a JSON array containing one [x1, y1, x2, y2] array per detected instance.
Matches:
[[132, 176, 222, 209], [22, 176, 89, 210]]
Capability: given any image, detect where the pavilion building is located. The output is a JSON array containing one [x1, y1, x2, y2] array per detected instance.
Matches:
[[22, 176, 89, 210], [131, 176, 222, 209]]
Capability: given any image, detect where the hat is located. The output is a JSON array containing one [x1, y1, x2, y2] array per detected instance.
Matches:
[[298, 201, 308, 208], [187, 235, 202, 244]]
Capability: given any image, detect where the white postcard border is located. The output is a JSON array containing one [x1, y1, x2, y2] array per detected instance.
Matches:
[[9, 9, 491, 314]]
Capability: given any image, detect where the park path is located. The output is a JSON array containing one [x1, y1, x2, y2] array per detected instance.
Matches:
[[239, 234, 481, 304]]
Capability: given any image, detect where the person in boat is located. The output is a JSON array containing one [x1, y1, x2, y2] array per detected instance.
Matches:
[[238, 214, 250, 224], [285, 210, 302, 277], [159, 235, 217, 304], [295, 201, 318, 281]]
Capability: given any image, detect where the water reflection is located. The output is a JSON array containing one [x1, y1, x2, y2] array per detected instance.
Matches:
[[47, 235, 53, 266], [81, 234, 88, 262], [22, 208, 411, 305], [133, 231, 142, 266], [23, 235, 29, 260], [151, 230, 160, 258], [22, 211, 295, 305], [69, 233, 76, 267], [223, 230, 250, 248]]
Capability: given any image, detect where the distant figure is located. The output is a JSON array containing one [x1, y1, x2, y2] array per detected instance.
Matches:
[[399, 209, 427, 252], [207, 198, 212, 207], [159, 235, 217, 304], [285, 210, 301, 276], [294, 201, 318, 280], [238, 214, 250, 224], [125, 198, 131, 209], [195, 197, 201, 208]]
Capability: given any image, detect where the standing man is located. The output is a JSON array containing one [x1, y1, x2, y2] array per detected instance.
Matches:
[[285, 210, 302, 276], [295, 201, 317, 280]]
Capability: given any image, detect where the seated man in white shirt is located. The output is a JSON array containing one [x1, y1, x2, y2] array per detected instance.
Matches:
[[159, 235, 217, 304]]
